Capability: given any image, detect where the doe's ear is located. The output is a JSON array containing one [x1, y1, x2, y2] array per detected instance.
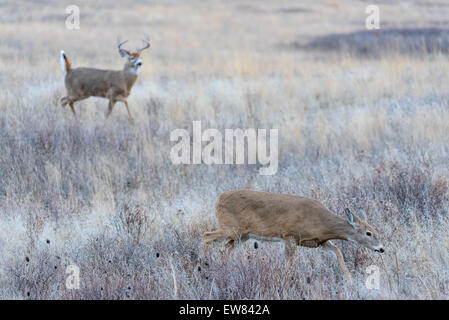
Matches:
[[356, 208, 366, 221], [345, 208, 355, 228]]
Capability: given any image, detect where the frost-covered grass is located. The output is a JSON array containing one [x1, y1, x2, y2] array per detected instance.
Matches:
[[0, 0, 448, 299]]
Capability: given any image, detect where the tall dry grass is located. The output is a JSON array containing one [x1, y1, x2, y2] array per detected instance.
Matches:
[[0, 0, 449, 299]]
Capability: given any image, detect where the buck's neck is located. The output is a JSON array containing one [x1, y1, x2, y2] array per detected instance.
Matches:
[[123, 69, 138, 91]]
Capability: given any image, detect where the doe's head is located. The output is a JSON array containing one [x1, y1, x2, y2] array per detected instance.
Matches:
[[117, 36, 150, 74], [345, 208, 384, 253]]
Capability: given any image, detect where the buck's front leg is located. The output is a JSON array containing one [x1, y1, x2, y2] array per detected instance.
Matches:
[[115, 95, 134, 123], [123, 100, 134, 123], [322, 241, 352, 283]]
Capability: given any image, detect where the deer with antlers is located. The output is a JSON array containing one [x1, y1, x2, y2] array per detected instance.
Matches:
[[203, 190, 384, 282], [60, 36, 150, 122]]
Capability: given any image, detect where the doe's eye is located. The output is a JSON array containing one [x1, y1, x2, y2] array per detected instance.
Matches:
[[366, 232, 372, 237]]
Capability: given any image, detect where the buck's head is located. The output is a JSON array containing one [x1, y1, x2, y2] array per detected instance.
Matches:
[[344, 208, 384, 253], [117, 36, 150, 75]]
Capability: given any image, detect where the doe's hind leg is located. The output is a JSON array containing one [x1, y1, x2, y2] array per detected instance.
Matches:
[[223, 239, 235, 256], [284, 237, 297, 269], [221, 234, 249, 256], [203, 230, 227, 256]]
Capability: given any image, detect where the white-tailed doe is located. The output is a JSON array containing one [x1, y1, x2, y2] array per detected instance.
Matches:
[[60, 36, 150, 122], [203, 190, 384, 282]]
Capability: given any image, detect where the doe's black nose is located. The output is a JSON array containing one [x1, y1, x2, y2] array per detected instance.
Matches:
[[379, 248, 384, 253]]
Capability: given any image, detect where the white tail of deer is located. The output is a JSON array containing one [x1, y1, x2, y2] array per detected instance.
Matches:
[[203, 190, 384, 282], [60, 36, 150, 122]]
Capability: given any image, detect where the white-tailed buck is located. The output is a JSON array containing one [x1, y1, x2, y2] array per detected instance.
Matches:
[[60, 36, 150, 122], [203, 190, 384, 282]]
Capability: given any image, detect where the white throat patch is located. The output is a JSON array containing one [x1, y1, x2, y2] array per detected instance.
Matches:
[[129, 68, 140, 75]]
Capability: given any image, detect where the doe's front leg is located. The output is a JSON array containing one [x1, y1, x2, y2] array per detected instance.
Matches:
[[322, 241, 353, 283]]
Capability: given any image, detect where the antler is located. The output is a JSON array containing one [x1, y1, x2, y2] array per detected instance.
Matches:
[[117, 38, 130, 56], [136, 35, 150, 53]]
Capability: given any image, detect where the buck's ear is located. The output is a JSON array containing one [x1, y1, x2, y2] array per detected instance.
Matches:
[[345, 208, 355, 227], [119, 49, 129, 58]]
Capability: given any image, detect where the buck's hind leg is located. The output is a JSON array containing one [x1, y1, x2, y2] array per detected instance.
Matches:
[[68, 101, 76, 115], [62, 95, 83, 115], [61, 97, 69, 108], [106, 99, 116, 118]]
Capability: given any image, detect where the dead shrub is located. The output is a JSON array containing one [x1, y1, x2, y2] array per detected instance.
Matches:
[[115, 204, 150, 244]]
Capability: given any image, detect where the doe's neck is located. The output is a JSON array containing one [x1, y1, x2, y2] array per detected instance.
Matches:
[[326, 216, 356, 241]]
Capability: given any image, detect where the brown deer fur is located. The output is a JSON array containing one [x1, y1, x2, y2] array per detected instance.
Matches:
[[60, 37, 150, 122], [203, 189, 384, 282]]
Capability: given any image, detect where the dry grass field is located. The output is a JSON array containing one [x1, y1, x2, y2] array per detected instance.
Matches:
[[1, 0, 449, 299]]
